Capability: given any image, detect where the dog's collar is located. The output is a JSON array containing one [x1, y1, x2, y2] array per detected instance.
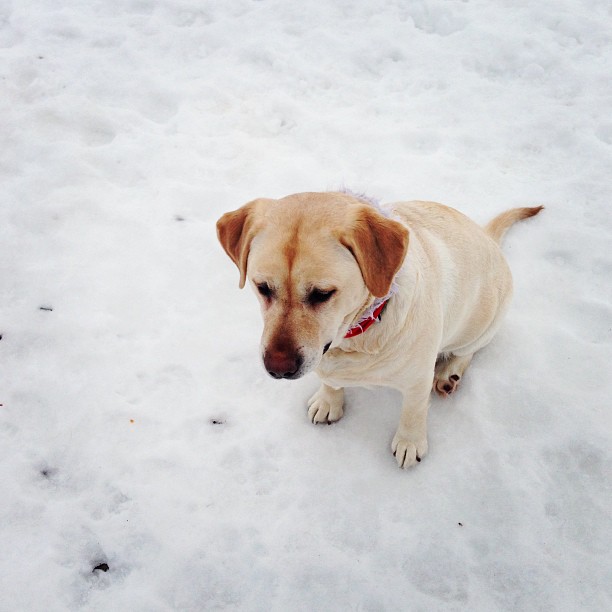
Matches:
[[344, 298, 390, 338]]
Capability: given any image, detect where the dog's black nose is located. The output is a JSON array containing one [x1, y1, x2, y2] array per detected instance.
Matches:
[[264, 350, 303, 379]]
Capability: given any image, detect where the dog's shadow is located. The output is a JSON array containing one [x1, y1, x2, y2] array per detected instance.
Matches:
[[296, 383, 400, 454], [295, 379, 470, 471]]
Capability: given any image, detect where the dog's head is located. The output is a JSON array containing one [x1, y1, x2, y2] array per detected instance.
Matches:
[[216, 192, 408, 379]]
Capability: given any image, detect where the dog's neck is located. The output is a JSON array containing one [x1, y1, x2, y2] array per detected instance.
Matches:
[[344, 283, 400, 338], [344, 297, 390, 338]]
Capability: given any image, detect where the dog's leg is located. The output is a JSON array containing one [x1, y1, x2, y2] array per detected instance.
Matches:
[[308, 383, 344, 424], [392, 379, 432, 468], [433, 353, 474, 397]]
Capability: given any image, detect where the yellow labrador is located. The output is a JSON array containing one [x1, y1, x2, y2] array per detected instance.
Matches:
[[217, 192, 542, 468]]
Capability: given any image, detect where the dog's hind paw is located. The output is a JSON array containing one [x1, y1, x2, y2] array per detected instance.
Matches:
[[307, 385, 344, 424], [434, 374, 461, 397], [433, 352, 474, 397], [391, 432, 428, 468]]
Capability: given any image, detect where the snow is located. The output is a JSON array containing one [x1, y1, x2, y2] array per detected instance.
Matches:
[[1, 0, 611, 609]]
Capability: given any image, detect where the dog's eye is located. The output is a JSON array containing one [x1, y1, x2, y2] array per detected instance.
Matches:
[[307, 288, 336, 306], [256, 283, 273, 299]]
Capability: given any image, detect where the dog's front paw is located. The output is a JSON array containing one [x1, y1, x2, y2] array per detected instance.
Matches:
[[391, 430, 428, 468], [307, 386, 344, 424]]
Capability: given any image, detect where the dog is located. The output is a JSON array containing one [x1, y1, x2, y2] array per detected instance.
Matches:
[[216, 191, 542, 468]]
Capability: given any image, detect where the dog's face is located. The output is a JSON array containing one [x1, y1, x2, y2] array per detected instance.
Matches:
[[217, 192, 408, 379]]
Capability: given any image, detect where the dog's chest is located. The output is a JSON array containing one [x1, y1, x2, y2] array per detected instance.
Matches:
[[316, 347, 395, 388]]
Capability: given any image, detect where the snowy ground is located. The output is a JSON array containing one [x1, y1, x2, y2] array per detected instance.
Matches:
[[1, 0, 611, 610]]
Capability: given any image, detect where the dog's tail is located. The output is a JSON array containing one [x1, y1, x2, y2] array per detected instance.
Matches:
[[485, 206, 544, 244]]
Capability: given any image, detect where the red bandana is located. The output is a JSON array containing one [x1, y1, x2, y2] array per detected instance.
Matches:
[[344, 299, 390, 339]]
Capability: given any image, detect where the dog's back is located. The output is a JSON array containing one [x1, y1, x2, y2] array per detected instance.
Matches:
[[389, 200, 543, 354]]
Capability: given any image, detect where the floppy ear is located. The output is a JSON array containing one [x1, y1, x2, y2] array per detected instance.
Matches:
[[216, 201, 258, 288], [340, 207, 409, 298]]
